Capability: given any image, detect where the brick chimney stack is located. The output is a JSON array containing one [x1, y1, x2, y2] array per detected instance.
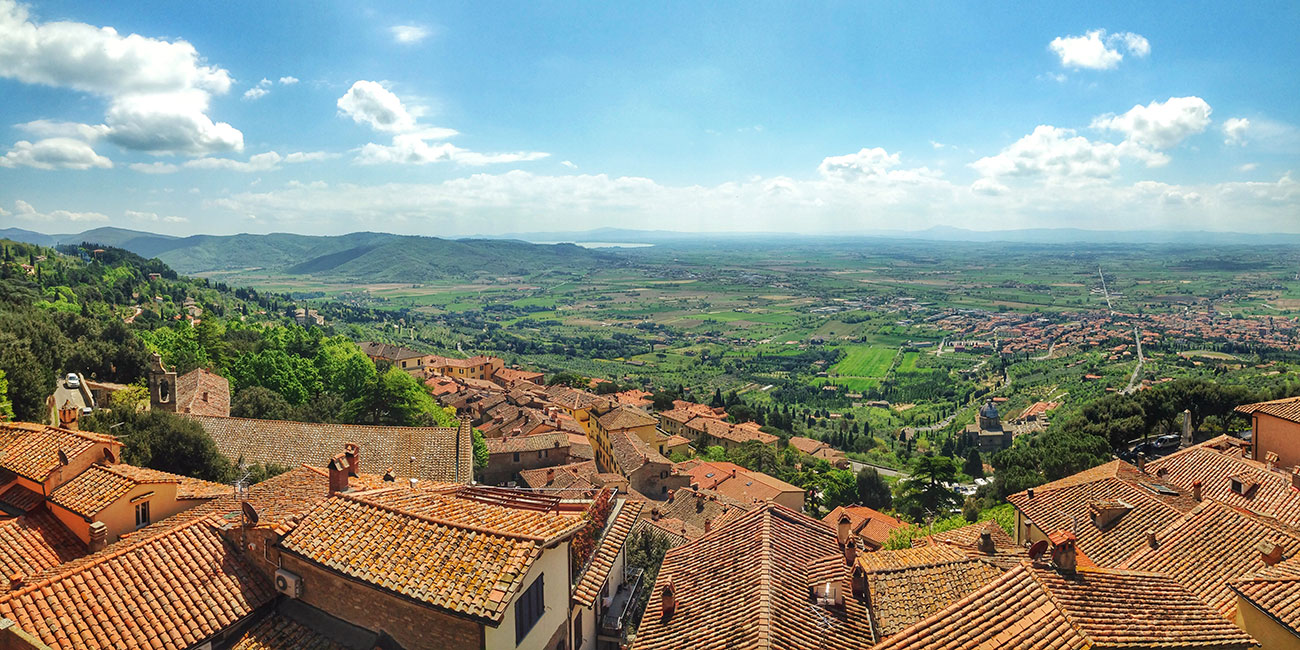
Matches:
[[57, 400, 79, 430], [836, 512, 852, 548], [977, 530, 996, 555], [344, 442, 360, 477], [661, 579, 676, 618], [1192, 480, 1203, 502], [328, 453, 350, 495], [1048, 530, 1078, 574]]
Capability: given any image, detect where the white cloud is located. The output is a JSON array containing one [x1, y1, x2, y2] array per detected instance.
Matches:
[[970, 178, 1009, 196], [1091, 96, 1212, 149], [818, 147, 900, 178], [338, 81, 545, 166], [970, 125, 1159, 181], [0, 137, 112, 169], [390, 24, 431, 44], [560, 160, 577, 169], [243, 86, 269, 100], [1049, 29, 1149, 70], [16, 119, 109, 141], [1239, 163, 1258, 172], [185, 151, 284, 172], [0, 0, 242, 156], [125, 210, 187, 223], [278, 76, 298, 85], [130, 161, 179, 174], [1223, 117, 1250, 146], [12, 199, 108, 222], [337, 80, 419, 133]]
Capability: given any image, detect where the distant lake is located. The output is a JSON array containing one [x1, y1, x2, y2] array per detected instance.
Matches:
[[535, 241, 655, 249]]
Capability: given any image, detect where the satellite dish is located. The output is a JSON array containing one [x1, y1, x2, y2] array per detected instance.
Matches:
[[1028, 540, 1050, 561], [241, 501, 260, 527]]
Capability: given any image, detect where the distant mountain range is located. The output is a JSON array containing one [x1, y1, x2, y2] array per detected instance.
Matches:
[[490, 225, 1300, 246], [4, 224, 1295, 280], [0, 227, 617, 280]]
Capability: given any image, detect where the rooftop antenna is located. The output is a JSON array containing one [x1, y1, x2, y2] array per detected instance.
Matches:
[[234, 461, 252, 546]]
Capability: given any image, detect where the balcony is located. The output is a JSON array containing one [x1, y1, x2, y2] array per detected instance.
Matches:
[[599, 566, 644, 642]]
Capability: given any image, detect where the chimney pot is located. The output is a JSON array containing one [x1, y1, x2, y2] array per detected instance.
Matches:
[[344, 442, 361, 476], [7, 573, 22, 590], [1146, 530, 1158, 549], [1027, 488, 1035, 499], [661, 580, 677, 618], [837, 512, 852, 548], [977, 530, 995, 555], [1137, 454, 1147, 473], [88, 521, 108, 553], [1192, 480, 1203, 502], [408, 478, 419, 488]]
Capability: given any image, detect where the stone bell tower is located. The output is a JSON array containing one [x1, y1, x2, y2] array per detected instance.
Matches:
[[148, 353, 177, 412]]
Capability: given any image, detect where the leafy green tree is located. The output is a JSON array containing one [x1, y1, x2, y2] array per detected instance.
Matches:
[[730, 440, 779, 475], [855, 467, 893, 510], [109, 384, 150, 412], [701, 445, 727, 462], [894, 454, 961, 522], [473, 429, 489, 469], [228, 349, 322, 405], [231, 386, 294, 420], [0, 368, 12, 421], [344, 367, 442, 426], [0, 332, 52, 422], [313, 337, 377, 401]]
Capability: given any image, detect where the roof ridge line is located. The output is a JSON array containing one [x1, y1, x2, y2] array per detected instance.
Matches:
[[755, 504, 776, 650], [0, 513, 221, 602], [1025, 564, 1091, 644]]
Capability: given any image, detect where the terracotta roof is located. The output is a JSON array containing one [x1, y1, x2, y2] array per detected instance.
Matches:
[[634, 503, 873, 650], [357, 341, 425, 361], [0, 484, 43, 514], [674, 460, 803, 506], [1147, 436, 1300, 524], [0, 515, 274, 650], [48, 463, 227, 519], [0, 423, 120, 483], [279, 486, 586, 623], [865, 558, 1004, 640], [1007, 459, 1197, 566], [693, 418, 779, 446], [788, 436, 829, 456], [573, 499, 644, 608], [1229, 558, 1300, 635], [876, 563, 1256, 650], [174, 368, 231, 417], [0, 511, 84, 584], [597, 405, 659, 432], [484, 431, 569, 455], [1121, 499, 1300, 619], [185, 414, 474, 483], [492, 367, 543, 386], [518, 460, 600, 492], [655, 487, 755, 537], [1236, 395, 1300, 420], [856, 544, 972, 572], [613, 389, 654, 407], [824, 505, 911, 549], [657, 409, 698, 425], [918, 519, 1017, 551], [229, 612, 348, 650], [543, 386, 608, 411], [610, 430, 672, 475]]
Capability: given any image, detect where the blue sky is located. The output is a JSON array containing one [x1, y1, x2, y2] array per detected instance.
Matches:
[[1, 0, 1297, 236]]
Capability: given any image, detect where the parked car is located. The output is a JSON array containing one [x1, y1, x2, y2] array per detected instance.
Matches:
[[65, 373, 80, 389], [1153, 434, 1181, 450]]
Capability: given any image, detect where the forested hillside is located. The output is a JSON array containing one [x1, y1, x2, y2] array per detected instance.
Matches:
[[0, 238, 487, 480]]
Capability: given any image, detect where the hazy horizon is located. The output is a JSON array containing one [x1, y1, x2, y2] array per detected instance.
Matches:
[[1, 1, 1297, 237]]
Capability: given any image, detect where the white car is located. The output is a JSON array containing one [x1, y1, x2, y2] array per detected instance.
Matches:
[[65, 373, 80, 389]]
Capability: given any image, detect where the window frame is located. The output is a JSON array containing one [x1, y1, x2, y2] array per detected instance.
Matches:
[[515, 574, 545, 645]]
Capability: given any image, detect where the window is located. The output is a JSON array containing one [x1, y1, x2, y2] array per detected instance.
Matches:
[[513, 452, 521, 463], [574, 610, 583, 649], [515, 574, 545, 645], [134, 501, 150, 528]]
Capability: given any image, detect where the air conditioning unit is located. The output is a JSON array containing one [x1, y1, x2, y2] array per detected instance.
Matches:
[[274, 569, 302, 598]]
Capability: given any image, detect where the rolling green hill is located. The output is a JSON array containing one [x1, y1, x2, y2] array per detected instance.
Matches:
[[2, 228, 619, 281]]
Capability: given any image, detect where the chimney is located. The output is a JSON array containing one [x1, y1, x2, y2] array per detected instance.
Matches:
[[1181, 409, 1193, 447], [837, 512, 852, 548], [977, 530, 995, 555], [202, 391, 209, 403], [344, 442, 361, 477], [704, 519, 712, 534], [1136, 454, 1146, 473], [57, 400, 78, 430], [89, 521, 108, 553], [843, 539, 857, 567], [546, 468, 555, 483], [661, 580, 676, 618], [383, 469, 396, 482], [1292, 469, 1300, 491], [1192, 480, 1203, 502], [1049, 530, 1077, 574], [1258, 540, 1285, 566], [328, 453, 350, 495], [7, 573, 22, 591], [1146, 530, 1158, 549], [408, 478, 420, 488], [1026, 488, 1034, 499], [651, 507, 661, 521]]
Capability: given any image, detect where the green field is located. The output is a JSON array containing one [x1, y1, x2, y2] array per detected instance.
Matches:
[[832, 345, 896, 378]]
